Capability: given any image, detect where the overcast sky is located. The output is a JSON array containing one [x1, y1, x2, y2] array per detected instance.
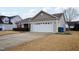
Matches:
[[0, 7, 67, 19], [0, 7, 79, 19]]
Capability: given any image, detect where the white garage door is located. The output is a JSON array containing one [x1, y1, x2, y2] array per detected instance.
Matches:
[[31, 22, 56, 32]]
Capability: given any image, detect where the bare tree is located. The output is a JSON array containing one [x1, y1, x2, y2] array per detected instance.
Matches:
[[63, 8, 78, 30]]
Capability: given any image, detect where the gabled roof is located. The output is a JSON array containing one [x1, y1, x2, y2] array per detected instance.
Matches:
[[9, 15, 21, 19], [52, 13, 66, 23], [0, 16, 8, 24], [16, 17, 32, 24], [52, 13, 64, 18], [32, 11, 57, 19], [0, 15, 15, 24], [31, 11, 58, 21], [23, 18, 32, 22], [16, 11, 64, 23], [67, 21, 79, 26]]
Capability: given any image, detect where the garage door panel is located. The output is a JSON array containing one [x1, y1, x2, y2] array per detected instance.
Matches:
[[39, 24, 52, 32], [31, 23, 56, 32]]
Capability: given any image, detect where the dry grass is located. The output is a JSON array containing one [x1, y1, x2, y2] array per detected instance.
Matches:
[[6, 31, 79, 51], [0, 31, 20, 36]]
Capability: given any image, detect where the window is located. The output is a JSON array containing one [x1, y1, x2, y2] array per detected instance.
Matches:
[[48, 23, 50, 24], [43, 23, 45, 24], [45, 22, 47, 24]]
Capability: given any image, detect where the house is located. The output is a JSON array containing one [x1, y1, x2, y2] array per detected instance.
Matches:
[[0, 15, 22, 31], [16, 11, 66, 33], [67, 16, 79, 31], [10, 15, 22, 28], [67, 21, 79, 30], [16, 17, 31, 29]]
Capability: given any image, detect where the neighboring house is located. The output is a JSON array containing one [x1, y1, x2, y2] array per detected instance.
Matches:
[[0, 15, 22, 31], [16, 17, 31, 29], [67, 16, 79, 30], [10, 15, 22, 28], [67, 21, 79, 30], [16, 11, 66, 33], [11, 15, 22, 23]]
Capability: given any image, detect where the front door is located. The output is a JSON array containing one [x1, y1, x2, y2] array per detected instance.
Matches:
[[24, 24, 30, 31], [24, 24, 28, 28]]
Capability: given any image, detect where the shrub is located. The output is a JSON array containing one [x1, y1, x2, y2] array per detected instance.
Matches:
[[13, 28, 30, 31], [0, 28, 2, 31]]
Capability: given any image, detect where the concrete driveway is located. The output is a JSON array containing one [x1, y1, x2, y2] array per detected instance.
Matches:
[[0, 32, 50, 50]]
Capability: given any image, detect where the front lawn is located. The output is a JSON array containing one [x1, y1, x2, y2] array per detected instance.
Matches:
[[6, 31, 79, 51], [0, 31, 20, 36]]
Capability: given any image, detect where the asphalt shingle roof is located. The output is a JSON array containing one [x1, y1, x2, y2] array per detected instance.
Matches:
[[16, 11, 64, 23]]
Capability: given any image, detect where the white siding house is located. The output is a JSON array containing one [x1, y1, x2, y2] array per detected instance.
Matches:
[[0, 15, 22, 31], [16, 11, 66, 33], [30, 11, 66, 33], [0, 24, 14, 30]]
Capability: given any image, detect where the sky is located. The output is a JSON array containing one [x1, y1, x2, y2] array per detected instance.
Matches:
[[0, 7, 66, 19], [0, 7, 79, 21]]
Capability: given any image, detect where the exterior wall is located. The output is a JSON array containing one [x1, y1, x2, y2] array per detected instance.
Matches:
[[1, 24, 15, 30], [13, 23, 17, 28], [21, 24, 24, 28], [58, 15, 66, 31], [0, 25, 2, 29]]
